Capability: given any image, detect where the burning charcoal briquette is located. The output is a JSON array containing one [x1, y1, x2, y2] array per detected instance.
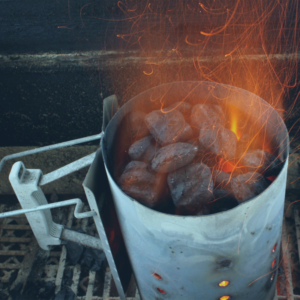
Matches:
[[212, 170, 231, 190], [231, 172, 269, 203], [127, 111, 150, 140], [145, 109, 193, 146], [237, 132, 261, 155], [199, 125, 237, 160], [240, 149, 282, 176], [151, 143, 198, 173], [119, 161, 166, 208], [167, 163, 214, 210], [190, 104, 226, 129], [163, 101, 192, 115], [128, 136, 158, 163]]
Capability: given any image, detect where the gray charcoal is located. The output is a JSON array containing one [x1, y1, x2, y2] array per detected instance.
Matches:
[[212, 170, 231, 190], [151, 143, 198, 173], [240, 149, 282, 176], [231, 172, 269, 203], [127, 111, 150, 140], [237, 132, 261, 155], [145, 109, 193, 145], [190, 104, 225, 129], [128, 136, 158, 163], [167, 163, 214, 209], [119, 161, 166, 208], [177, 123, 194, 142], [162, 101, 192, 115], [199, 125, 237, 160]]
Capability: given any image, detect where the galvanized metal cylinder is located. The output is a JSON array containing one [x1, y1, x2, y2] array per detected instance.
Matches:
[[102, 82, 289, 300]]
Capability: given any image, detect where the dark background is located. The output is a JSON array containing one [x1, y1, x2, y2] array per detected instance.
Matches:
[[0, 0, 299, 146]]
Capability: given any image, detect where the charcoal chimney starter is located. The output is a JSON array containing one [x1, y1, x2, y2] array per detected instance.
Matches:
[[101, 81, 289, 300]]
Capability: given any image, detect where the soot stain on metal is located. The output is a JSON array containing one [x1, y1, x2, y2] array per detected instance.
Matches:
[[215, 257, 234, 271]]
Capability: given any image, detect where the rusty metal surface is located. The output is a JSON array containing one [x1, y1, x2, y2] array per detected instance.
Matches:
[[0, 201, 300, 299], [0, 201, 140, 299]]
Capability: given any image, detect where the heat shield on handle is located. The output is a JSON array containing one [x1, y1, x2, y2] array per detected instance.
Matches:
[[9, 162, 64, 250]]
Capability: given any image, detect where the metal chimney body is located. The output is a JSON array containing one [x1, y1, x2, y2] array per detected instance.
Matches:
[[101, 82, 289, 300]]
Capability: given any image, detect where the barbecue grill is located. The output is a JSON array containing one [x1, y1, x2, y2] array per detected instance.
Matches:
[[0, 82, 298, 300]]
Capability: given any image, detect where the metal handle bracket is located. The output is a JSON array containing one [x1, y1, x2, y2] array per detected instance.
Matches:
[[7, 162, 97, 250]]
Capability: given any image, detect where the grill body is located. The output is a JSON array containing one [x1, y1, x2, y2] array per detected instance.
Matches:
[[101, 81, 289, 300]]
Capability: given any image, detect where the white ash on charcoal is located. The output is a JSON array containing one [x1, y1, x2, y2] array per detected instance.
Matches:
[[230, 172, 270, 203], [127, 111, 150, 140], [119, 161, 167, 208], [240, 149, 282, 176], [162, 101, 192, 115], [167, 163, 214, 211], [145, 109, 193, 145], [115, 102, 282, 216], [198, 125, 237, 161], [151, 142, 198, 173], [187, 138, 212, 165], [236, 132, 261, 155], [212, 170, 231, 190], [128, 136, 159, 163], [190, 104, 226, 129]]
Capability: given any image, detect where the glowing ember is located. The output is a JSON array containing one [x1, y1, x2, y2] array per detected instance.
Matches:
[[271, 258, 276, 269], [217, 158, 235, 173], [267, 176, 277, 182], [115, 76, 285, 215], [270, 273, 275, 282], [272, 243, 277, 253], [157, 288, 165, 294], [153, 273, 162, 280], [219, 280, 230, 287], [220, 296, 231, 300]]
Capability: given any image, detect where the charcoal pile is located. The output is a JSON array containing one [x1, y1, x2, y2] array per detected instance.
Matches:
[[115, 101, 283, 216]]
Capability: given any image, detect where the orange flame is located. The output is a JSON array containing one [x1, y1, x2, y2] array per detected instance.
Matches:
[[230, 108, 241, 141]]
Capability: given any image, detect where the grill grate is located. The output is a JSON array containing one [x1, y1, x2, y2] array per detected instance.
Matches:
[[0, 203, 299, 300]]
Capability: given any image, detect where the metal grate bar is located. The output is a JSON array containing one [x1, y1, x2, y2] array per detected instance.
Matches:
[[103, 267, 112, 300], [55, 207, 75, 293], [86, 271, 96, 300], [71, 264, 82, 296], [1, 204, 299, 300]]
